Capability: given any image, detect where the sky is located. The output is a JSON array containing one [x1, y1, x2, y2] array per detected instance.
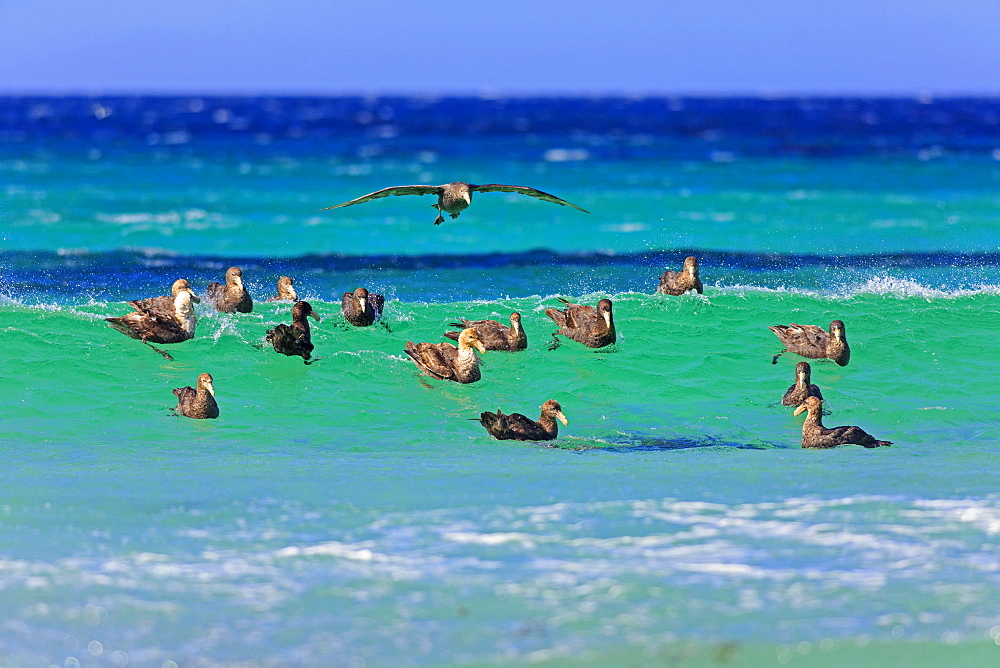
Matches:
[[3, 1, 1000, 96]]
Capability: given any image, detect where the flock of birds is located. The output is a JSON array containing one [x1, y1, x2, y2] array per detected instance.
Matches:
[[104, 181, 892, 449]]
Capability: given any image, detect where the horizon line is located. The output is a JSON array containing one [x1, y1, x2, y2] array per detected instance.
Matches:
[[3, 88, 1000, 100]]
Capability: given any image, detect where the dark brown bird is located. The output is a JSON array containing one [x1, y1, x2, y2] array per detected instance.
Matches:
[[129, 278, 201, 312], [321, 181, 589, 225], [546, 298, 616, 348], [264, 276, 298, 302], [444, 312, 527, 351], [404, 328, 487, 383], [106, 288, 198, 358], [793, 396, 891, 448], [479, 400, 568, 441], [781, 362, 824, 406], [173, 372, 219, 419], [657, 256, 703, 295], [342, 287, 385, 327], [266, 301, 320, 362], [206, 266, 253, 313], [770, 320, 850, 366]]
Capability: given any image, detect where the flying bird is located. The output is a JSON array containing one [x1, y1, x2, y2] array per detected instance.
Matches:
[[321, 181, 589, 225]]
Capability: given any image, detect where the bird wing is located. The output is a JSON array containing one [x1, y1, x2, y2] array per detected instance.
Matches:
[[369, 293, 385, 318], [128, 294, 172, 312], [789, 324, 830, 348], [504, 412, 544, 438], [173, 385, 196, 407], [563, 303, 599, 331], [341, 291, 356, 315], [405, 342, 458, 379], [320, 185, 442, 210], [469, 184, 590, 213]]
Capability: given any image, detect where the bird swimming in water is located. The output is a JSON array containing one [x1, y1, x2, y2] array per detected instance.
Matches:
[[770, 320, 850, 366], [478, 400, 568, 441], [266, 301, 320, 362], [404, 328, 487, 383], [173, 372, 219, 419], [793, 396, 891, 448], [106, 287, 198, 359], [444, 312, 526, 351], [321, 181, 589, 225], [781, 361, 824, 407], [265, 276, 298, 302], [206, 266, 253, 313], [129, 278, 200, 312], [342, 287, 384, 327], [546, 298, 616, 348], [657, 256, 703, 295]]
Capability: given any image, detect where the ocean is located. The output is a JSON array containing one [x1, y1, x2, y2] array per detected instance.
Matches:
[[1, 95, 999, 667]]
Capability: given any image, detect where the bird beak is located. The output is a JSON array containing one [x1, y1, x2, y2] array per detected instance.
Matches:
[[793, 403, 807, 416], [602, 312, 612, 329], [474, 340, 487, 354], [204, 381, 216, 397], [359, 297, 367, 312], [556, 411, 568, 426], [462, 192, 471, 205], [187, 289, 201, 303], [310, 309, 321, 322]]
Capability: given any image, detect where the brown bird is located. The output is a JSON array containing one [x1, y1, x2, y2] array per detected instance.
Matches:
[[266, 301, 320, 362], [781, 362, 824, 406], [546, 298, 616, 348], [206, 266, 253, 313], [173, 372, 219, 419], [770, 320, 850, 366], [657, 256, 703, 296], [342, 287, 385, 327], [264, 276, 298, 302], [106, 288, 198, 359], [479, 400, 568, 441], [129, 278, 200, 312], [321, 181, 589, 225], [444, 312, 527, 351], [404, 328, 487, 383], [794, 396, 891, 448]]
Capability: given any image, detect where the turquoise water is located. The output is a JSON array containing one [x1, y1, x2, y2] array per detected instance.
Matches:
[[1, 96, 1000, 666]]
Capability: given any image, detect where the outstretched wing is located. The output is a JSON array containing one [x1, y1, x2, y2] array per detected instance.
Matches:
[[470, 184, 590, 213], [320, 185, 442, 210]]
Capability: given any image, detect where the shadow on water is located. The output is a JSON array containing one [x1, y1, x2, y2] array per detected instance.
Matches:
[[550, 432, 782, 452]]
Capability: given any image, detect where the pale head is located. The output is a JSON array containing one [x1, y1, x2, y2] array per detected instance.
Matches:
[[226, 266, 244, 288], [793, 395, 822, 416], [170, 279, 191, 296], [197, 372, 216, 396], [277, 276, 297, 300], [458, 328, 487, 354], [173, 288, 196, 316], [542, 399, 568, 426], [684, 256, 699, 275], [509, 312, 522, 329]]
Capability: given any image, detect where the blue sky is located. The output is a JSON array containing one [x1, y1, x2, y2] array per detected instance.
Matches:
[[3, 1, 999, 95]]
